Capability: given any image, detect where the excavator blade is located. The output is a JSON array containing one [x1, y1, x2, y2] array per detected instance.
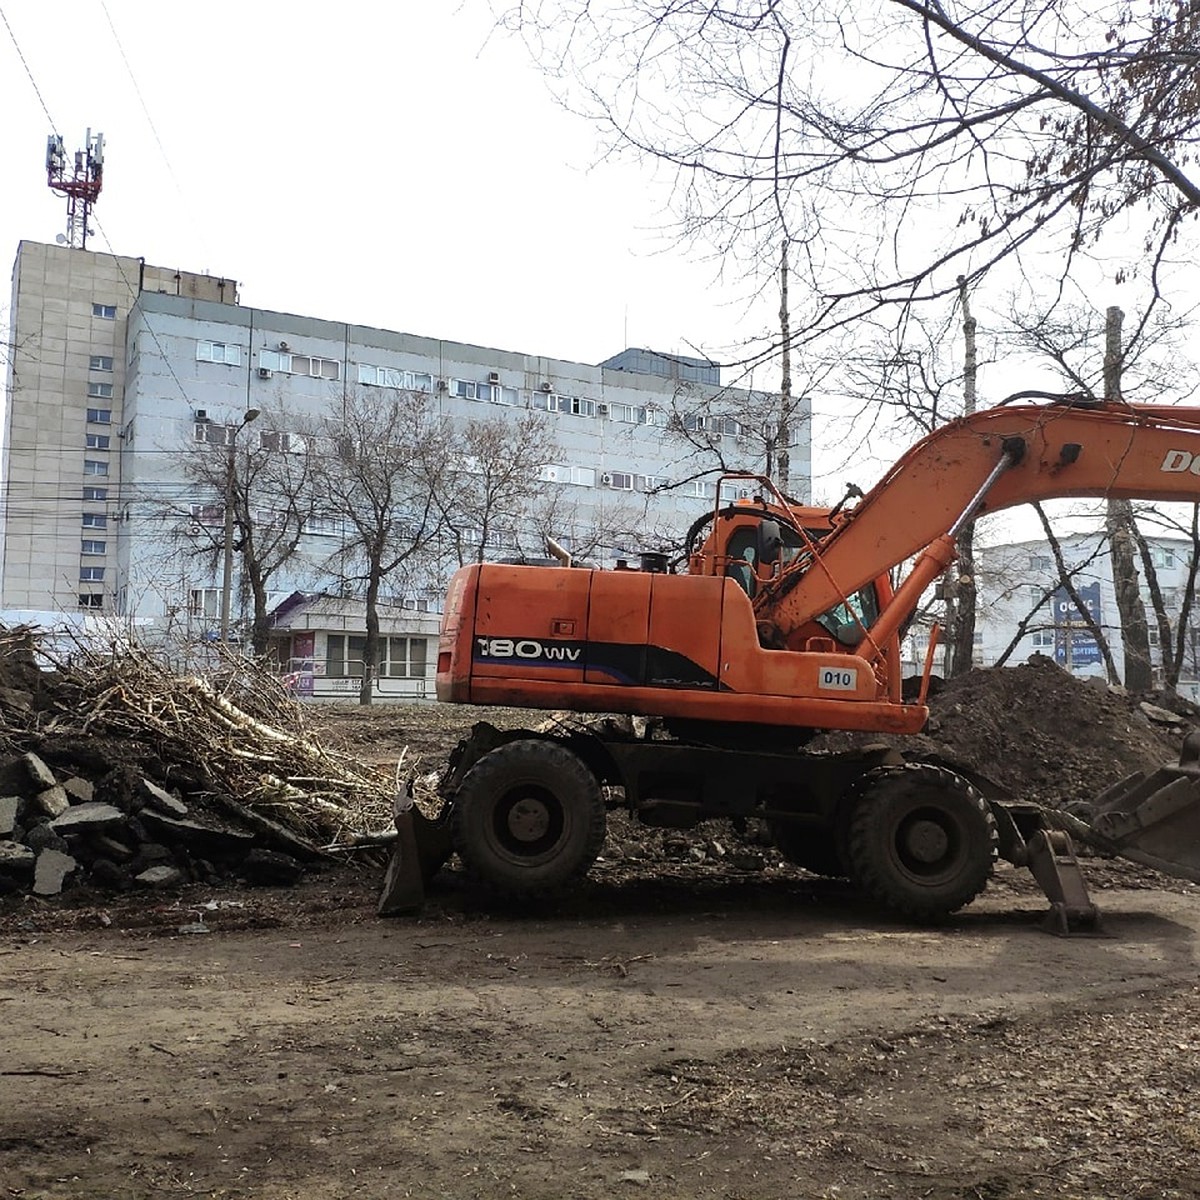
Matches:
[[376, 787, 454, 916], [1060, 728, 1200, 884]]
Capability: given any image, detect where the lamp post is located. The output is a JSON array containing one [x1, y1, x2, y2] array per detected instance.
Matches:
[[219, 408, 260, 642]]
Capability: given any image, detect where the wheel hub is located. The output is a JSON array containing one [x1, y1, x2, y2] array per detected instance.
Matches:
[[507, 796, 552, 843], [904, 818, 949, 864]]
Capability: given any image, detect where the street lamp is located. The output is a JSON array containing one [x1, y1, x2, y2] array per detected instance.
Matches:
[[219, 408, 260, 642]]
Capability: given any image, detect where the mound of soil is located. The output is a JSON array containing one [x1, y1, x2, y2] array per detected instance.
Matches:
[[874, 656, 1192, 808]]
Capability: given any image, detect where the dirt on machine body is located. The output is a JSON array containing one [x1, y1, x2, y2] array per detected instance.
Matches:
[[387, 397, 1200, 927]]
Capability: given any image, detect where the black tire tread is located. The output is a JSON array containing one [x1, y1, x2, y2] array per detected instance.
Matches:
[[450, 738, 606, 897], [846, 762, 997, 921]]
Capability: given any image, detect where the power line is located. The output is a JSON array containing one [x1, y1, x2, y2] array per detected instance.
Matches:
[[0, 4, 58, 133]]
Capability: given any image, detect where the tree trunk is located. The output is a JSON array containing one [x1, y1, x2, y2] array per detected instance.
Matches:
[[776, 240, 791, 493], [947, 276, 979, 678], [1109, 500, 1153, 690], [1102, 307, 1153, 690], [360, 570, 381, 706]]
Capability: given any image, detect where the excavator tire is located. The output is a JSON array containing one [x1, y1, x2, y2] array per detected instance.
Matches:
[[768, 821, 848, 878], [846, 763, 997, 921], [450, 738, 607, 896]]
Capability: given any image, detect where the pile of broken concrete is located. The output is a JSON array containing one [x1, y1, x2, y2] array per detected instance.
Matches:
[[0, 629, 395, 900], [0, 749, 312, 897]]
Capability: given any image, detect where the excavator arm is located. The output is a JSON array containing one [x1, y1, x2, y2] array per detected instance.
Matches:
[[757, 399, 1200, 651]]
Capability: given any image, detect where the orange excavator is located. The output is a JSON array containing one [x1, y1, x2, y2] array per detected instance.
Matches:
[[384, 396, 1200, 928]]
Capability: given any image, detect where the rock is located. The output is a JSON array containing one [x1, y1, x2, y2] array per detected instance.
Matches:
[[91, 834, 135, 862], [0, 686, 33, 713], [240, 848, 305, 886], [63, 776, 95, 804], [0, 839, 35, 877], [137, 810, 255, 855], [135, 865, 183, 888], [34, 785, 70, 818], [33, 848, 77, 895], [89, 859, 132, 890], [50, 802, 125, 833], [0, 795, 18, 837], [139, 779, 188, 817], [1139, 701, 1186, 726], [23, 752, 57, 790], [24, 823, 69, 854], [730, 850, 766, 871]]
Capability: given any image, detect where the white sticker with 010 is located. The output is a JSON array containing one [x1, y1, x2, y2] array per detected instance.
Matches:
[[818, 666, 857, 691]]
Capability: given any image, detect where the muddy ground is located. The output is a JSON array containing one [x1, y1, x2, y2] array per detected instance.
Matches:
[[4, 673, 1200, 1199]]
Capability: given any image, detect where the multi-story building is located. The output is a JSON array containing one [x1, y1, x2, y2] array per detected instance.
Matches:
[[910, 531, 1199, 697], [4, 240, 809, 697]]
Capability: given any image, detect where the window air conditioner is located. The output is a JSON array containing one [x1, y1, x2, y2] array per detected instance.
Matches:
[[278, 340, 289, 351], [186, 524, 201, 537], [195, 409, 208, 421], [488, 371, 500, 384], [601, 473, 612, 485], [540, 382, 553, 392], [597, 403, 609, 415], [258, 367, 272, 379], [437, 379, 448, 391]]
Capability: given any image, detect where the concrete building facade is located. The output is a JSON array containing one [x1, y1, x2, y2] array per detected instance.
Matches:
[[4, 241, 809, 696]]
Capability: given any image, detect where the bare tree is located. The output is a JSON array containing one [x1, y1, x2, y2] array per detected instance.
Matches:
[[313, 390, 451, 705], [432, 410, 561, 566], [504, 1, 1200, 353], [179, 407, 318, 654]]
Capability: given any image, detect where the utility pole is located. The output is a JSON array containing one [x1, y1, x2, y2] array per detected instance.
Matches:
[[219, 409, 259, 642]]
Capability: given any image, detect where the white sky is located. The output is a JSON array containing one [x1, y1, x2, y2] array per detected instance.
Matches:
[[0, 1, 760, 370]]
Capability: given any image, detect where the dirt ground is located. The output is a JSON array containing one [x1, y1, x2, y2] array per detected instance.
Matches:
[[4, 681, 1200, 1199]]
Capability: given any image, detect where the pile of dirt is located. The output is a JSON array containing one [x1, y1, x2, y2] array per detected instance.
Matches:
[[830, 655, 1196, 809]]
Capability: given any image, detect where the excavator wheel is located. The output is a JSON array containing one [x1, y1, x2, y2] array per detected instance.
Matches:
[[768, 820, 847, 878], [450, 738, 607, 896], [846, 763, 997, 921]]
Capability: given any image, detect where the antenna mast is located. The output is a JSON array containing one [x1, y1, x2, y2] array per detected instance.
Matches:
[[45, 129, 104, 249]]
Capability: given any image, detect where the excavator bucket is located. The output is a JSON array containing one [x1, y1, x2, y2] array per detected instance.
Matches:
[[1060, 729, 1200, 885]]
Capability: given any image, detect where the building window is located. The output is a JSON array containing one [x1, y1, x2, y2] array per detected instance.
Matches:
[[85, 434, 111, 450], [83, 486, 108, 501], [1029, 553, 1052, 571], [86, 408, 112, 424], [189, 588, 221, 619], [1151, 547, 1178, 570], [189, 503, 224, 526], [609, 402, 658, 425], [78, 593, 104, 609], [640, 474, 668, 491], [450, 379, 494, 402], [719, 481, 752, 502], [79, 566, 105, 582], [87, 382, 114, 399], [259, 431, 307, 454], [197, 340, 242, 365], [260, 350, 340, 379], [303, 515, 343, 537], [194, 421, 237, 446], [687, 479, 714, 499], [384, 637, 428, 678], [1031, 630, 1055, 648], [539, 464, 596, 487], [492, 385, 520, 406], [83, 460, 109, 476], [1028, 585, 1043, 603], [357, 364, 434, 392], [326, 633, 367, 678], [82, 513, 107, 530], [605, 471, 635, 491], [546, 394, 598, 418], [92, 303, 116, 319], [89, 355, 113, 371], [81, 539, 106, 555]]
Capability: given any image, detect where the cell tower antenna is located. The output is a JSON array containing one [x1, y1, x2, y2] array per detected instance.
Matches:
[[45, 129, 104, 249]]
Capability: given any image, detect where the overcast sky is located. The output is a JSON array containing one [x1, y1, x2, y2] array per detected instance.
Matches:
[[0, 1, 766, 372]]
